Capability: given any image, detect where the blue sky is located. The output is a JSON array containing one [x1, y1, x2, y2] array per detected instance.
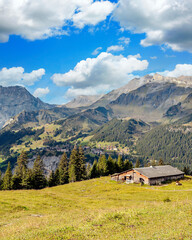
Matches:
[[0, 0, 192, 104]]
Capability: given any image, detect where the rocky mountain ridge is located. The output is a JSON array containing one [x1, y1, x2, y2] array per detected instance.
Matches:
[[0, 85, 54, 128]]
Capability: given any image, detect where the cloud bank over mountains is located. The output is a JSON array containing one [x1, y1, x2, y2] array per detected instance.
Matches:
[[52, 52, 149, 97], [34, 87, 50, 98], [159, 64, 192, 77], [0, 67, 45, 86]]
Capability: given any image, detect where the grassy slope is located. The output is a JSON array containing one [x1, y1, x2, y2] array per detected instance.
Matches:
[[1, 177, 192, 240]]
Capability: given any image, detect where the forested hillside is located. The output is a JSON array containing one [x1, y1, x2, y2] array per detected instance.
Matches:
[[136, 124, 192, 169], [91, 118, 150, 146]]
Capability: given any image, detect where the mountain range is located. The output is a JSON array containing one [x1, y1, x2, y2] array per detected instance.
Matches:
[[0, 73, 192, 171]]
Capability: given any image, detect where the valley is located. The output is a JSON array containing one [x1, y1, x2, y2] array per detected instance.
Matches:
[[0, 74, 192, 173]]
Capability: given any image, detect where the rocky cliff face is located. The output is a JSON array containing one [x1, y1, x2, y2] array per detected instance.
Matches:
[[65, 95, 103, 108], [0, 85, 53, 128], [109, 82, 192, 121]]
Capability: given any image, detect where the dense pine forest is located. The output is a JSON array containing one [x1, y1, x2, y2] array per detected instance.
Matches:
[[91, 118, 150, 146], [0, 147, 133, 190], [136, 125, 192, 169]]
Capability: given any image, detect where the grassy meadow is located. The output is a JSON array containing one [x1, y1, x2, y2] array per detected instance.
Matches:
[[0, 177, 192, 240]]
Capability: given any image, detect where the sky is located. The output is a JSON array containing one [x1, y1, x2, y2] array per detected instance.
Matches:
[[0, 0, 192, 104]]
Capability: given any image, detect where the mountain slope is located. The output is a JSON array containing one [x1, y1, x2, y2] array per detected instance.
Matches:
[[164, 92, 192, 119], [3, 106, 81, 130], [90, 74, 192, 108], [136, 124, 192, 169], [65, 95, 103, 108], [109, 82, 192, 121], [91, 118, 151, 146], [56, 107, 112, 138], [0, 85, 54, 128]]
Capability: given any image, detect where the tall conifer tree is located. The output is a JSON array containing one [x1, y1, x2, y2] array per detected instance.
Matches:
[[97, 155, 108, 176], [78, 146, 86, 181], [107, 155, 115, 174], [48, 171, 57, 187], [2, 162, 12, 190], [90, 160, 98, 178], [68, 147, 79, 182], [117, 155, 124, 172], [58, 152, 68, 184], [12, 151, 28, 189], [32, 155, 47, 189]]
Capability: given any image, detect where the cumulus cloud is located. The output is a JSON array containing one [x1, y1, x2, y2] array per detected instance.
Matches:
[[0, 67, 45, 86], [118, 37, 130, 45], [159, 64, 192, 77], [107, 45, 124, 52], [72, 1, 115, 29], [33, 87, 50, 98], [114, 0, 192, 52], [92, 47, 102, 55], [52, 52, 148, 97], [0, 0, 115, 42]]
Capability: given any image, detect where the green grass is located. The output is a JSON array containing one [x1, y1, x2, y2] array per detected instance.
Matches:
[[1, 177, 192, 240]]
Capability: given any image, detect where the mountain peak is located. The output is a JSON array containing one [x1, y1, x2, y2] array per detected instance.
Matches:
[[0, 85, 53, 128]]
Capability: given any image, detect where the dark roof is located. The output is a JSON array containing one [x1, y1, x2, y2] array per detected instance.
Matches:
[[134, 165, 184, 178]]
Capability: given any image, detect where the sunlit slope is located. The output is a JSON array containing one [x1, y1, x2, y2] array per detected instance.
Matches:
[[0, 177, 192, 240]]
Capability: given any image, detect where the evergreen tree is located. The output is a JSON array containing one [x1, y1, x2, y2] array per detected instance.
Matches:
[[2, 162, 12, 190], [58, 152, 68, 184], [135, 159, 140, 168], [48, 171, 57, 187], [78, 146, 86, 181], [97, 155, 108, 176], [113, 159, 119, 173], [68, 147, 79, 182], [183, 166, 191, 175], [22, 169, 33, 189], [90, 160, 98, 179], [158, 158, 164, 166], [86, 163, 92, 179], [54, 168, 60, 185], [32, 155, 47, 189], [117, 155, 124, 172], [13, 151, 28, 189], [124, 159, 131, 171], [107, 156, 115, 174]]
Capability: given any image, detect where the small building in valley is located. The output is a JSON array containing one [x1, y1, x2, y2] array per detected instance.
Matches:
[[111, 165, 184, 185]]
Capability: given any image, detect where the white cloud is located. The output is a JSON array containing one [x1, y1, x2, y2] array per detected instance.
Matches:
[[72, 1, 115, 29], [150, 56, 157, 60], [119, 37, 130, 45], [0, 67, 45, 86], [92, 47, 102, 55], [33, 87, 50, 98], [52, 52, 148, 97], [107, 45, 124, 52], [0, 0, 115, 42], [114, 0, 192, 52], [158, 64, 192, 77]]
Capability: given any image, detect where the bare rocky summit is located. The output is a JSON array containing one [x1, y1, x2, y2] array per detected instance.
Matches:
[[0, 85, 54, 128]]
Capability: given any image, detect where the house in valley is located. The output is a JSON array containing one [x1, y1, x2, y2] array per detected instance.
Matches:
[[111, 165, 184, 185]]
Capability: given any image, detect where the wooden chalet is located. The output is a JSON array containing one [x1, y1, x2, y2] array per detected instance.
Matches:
[[111, 165, 184, 185]]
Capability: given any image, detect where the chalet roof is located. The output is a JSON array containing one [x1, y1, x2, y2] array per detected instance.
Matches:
[[111, 170, 129, 177], [134, 165, 184, 179]]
